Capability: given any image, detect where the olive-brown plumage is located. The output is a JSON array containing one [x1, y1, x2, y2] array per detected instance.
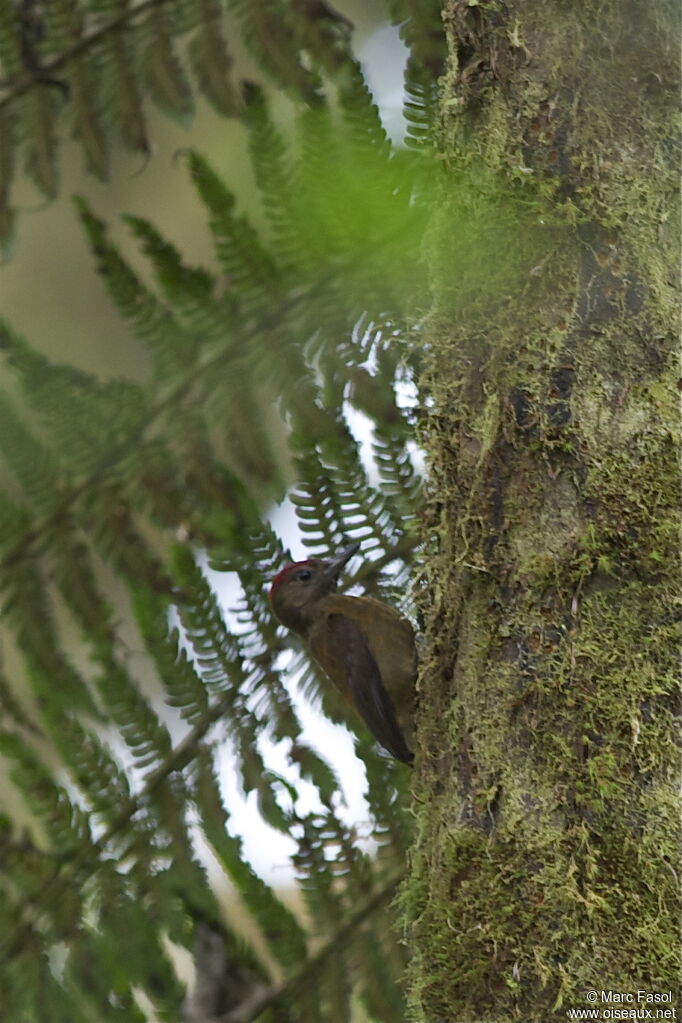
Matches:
[[268, 543, 416, 763]]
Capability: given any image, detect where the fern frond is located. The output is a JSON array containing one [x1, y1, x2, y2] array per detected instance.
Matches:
[[21, 87, 60, 197], [293, 814, 347, 934], [187, 149, 283, 312], [137, 594, 210, 725], [188, 0, 239, 115], [0, 7, 439, 1017], [0, 0, 24, 79], [228, 0, 321, 103], [65, 924, 151, 1022], [103, 27, 149, 154], [335, 57, 391, 156], [86, 483, 173, 597], [3, 943, 92, 1023], [93, 660, 173, 770], [0, 662, 37, 733], [403, 57, 439, 149], [43, 711, 132, 825], [9, 353, 145, 475], [0, 105, 15, 253], [242, 82, 300, 272], [5, 555, 103, 720], [90, 873, 186, 1008], [75, 196, 197, 376], [372, 426, 422, 521], [123, 212, 228, 339], [0, 730, 92, 853], [0, 386, 68, 514], [233, 871, 403, 1023], [142, 5, 194, 122], [359, 735, 412, 861], [171, 546, 294, 821], [48, 523, 120, 658], [192, 746, 308, 971], [355, 924, 408, 1022], [289, 0, 354, 77], [171, 544, 245, 701], [70, 52, 110, 178]]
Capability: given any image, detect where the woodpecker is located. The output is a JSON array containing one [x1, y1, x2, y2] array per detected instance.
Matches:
[[268, 543, 416, 763]]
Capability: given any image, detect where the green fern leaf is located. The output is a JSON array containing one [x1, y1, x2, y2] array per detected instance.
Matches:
[[188, 0, 239, 115]]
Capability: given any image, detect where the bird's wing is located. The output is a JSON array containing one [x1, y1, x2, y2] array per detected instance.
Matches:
[[317, 613, 413, 764]]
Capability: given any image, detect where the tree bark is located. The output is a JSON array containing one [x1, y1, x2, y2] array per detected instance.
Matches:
[[405, 2, 680, 1020]]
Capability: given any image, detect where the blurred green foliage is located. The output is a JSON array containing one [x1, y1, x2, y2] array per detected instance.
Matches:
[[0, 1, 446, 1020]]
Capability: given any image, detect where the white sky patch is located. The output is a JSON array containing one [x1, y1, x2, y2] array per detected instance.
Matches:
[[357, 24, 409, 145], [267, 494, 301, 558], [343, 402, 381, 486], [213, 741, 298, 879], [394, 370, 419, 411], [182, 659, 376, 882]]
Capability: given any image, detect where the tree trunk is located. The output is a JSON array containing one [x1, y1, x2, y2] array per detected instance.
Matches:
[[405, 2, 680, 1020]]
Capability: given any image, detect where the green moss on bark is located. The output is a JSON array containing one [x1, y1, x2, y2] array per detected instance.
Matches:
[[404, 1, 680, 1019]]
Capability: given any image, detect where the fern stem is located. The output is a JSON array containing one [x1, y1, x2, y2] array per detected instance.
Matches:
[[231, 869, 405, 1023], [0, 688, 236, 967], [0, 0, 175, 111]]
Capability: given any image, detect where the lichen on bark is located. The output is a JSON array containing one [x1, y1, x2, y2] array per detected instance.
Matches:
[[403, 2, 680, 1020]]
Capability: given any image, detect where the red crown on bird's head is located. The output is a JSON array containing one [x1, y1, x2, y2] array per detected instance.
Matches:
[[268, 559, 321, 601], [269, 543, 360, 603]]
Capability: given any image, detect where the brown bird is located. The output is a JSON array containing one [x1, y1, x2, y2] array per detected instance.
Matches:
[[269, 543, 416, 763]]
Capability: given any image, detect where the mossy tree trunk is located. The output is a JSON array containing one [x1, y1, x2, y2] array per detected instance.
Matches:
[[405, 2, 680, 1020]]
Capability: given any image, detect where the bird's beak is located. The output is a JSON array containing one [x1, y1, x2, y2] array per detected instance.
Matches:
[[321, 542, 360, 583]]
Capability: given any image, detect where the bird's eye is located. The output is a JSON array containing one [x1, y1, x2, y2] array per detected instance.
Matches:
[[296, 569, 312, 582]]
